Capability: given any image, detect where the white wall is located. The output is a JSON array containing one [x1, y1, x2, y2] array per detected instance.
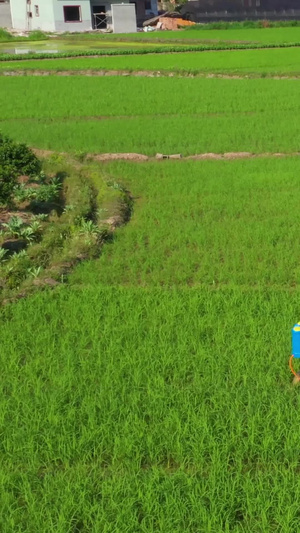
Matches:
[[10, 0, 143, 32], [112, 3, 136, 32], [0, 2, 12, 28], [53, 0, 92, 32], [90, 0, 125, 30], [10, 0, 28, 30], [10, 0, 56, 31], [31, 2, 56, 31]]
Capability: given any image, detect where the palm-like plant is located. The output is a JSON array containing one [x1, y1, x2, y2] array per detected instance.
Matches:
[[2, 216, 24, 238]]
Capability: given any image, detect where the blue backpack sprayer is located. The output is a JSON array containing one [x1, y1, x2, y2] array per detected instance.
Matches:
[[290, 323, 300, 379]]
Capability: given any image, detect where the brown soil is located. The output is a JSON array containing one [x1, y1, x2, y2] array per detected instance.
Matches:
[[92, 152, 149, 162], [32, 148, 300, 163], [17, 175, 30, 185], [0, 209, 32, 227], [101, 215, 123, 230]]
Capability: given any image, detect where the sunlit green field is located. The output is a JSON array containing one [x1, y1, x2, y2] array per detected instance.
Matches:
[[2, 158, 300, 532], [1, 76, 300, 155], [1, 26, 300, 532], [58, 25, 300, 44]]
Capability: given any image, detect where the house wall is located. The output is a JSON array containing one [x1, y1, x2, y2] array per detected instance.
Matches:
[[10, 0, 56, 31], [10, 0, 28, 30], [53, 0, 92, 32], [10, 0, 140, 32], [0, 2, 12, 27], [53, 0, 138, 32], [30, 1, 56, 31], [112, 3, 136, 32]]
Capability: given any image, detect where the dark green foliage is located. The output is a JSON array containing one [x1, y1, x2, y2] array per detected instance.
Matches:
[[189, 20, 300, 30], [0, 164, 17, 204], [0, 133, 41, 176]]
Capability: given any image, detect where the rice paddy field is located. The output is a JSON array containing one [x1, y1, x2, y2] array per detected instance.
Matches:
[[1, 46, 300, 75], [1, 76, 300, 155], [1, 25, 300, 532], [58, 25, 300, 44]]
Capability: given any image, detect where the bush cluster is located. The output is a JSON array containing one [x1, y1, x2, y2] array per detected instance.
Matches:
[[0, 134, 41, 204], [0, 165, 17, 206]]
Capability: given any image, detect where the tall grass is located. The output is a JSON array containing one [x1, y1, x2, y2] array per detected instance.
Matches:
[[0, 28, 48, 42]]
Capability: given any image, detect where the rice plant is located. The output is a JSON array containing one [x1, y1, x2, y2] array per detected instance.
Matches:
[[1, 40, 300, 532]]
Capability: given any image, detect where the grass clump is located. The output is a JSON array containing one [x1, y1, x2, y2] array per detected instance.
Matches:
[[0, 28, 13, 42], [0, 28, 48, 43]]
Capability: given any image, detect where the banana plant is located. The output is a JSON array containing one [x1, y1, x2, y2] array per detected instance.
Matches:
[[2, 216, 24, 238], [79, 219, 100, 237], [28, 266, 42, 278], [21, 221, 42, 243]]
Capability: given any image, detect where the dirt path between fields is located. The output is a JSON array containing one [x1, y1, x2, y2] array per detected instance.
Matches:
[[2, 69, 300, 79], [33, 148, 300, 162]]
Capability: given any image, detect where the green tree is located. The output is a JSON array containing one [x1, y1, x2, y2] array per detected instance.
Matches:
[[0, 164, 17, 205], [0, 134, 41, 177]]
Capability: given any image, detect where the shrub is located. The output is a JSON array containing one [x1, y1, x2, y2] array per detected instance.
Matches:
[[0, 165, 17, 205], [0, 134, 41, 176], [0, 28, 13, 42]]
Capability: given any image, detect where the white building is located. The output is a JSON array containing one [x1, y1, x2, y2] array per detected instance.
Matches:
[[9, 0, 158, 32]]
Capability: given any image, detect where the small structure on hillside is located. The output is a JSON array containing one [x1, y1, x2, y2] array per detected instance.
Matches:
[[9, 0, 158, 32]]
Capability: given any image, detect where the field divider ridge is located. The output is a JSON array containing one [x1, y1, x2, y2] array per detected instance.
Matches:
[[33, 149, 300, 162], [2, 70, 300, 79]]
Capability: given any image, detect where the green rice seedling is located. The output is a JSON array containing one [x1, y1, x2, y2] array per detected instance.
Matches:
[[2, 47, 299, 76], [1, 76, 300, 156], [70, 158, 300, 288], [2, 43, 300, 531]]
